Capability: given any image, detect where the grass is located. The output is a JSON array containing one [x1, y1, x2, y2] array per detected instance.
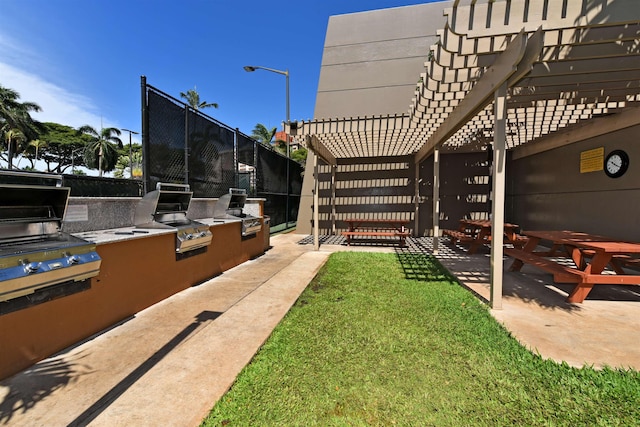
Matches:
[[202, 252, 640, 426]]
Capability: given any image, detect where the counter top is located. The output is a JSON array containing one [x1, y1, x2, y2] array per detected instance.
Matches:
[[72, 218, 244, 245]]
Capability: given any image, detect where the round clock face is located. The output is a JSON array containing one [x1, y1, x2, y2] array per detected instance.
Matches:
[[604, 150, 629, 178]]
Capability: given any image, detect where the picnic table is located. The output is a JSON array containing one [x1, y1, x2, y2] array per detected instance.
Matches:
[[442, 219, 527, 254], [342, 218, 411, 247], [505, 230, 640, 303]]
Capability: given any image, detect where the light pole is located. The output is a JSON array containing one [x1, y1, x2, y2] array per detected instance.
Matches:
[[71, 148, 84, 174], [244, 65, 290, 226], [243, 65, 289, 126], [121, 128, 140, 178]]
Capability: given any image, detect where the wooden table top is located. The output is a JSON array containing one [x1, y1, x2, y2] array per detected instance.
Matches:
[[522, 230, 640, 253], [344, 218, 409, 224], [460, 219, 519, 228], [523, 230, 615, 243], [572, 241, 640, 254]]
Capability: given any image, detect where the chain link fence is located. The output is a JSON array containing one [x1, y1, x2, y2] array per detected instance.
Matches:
[[142, 78, 302, 229]]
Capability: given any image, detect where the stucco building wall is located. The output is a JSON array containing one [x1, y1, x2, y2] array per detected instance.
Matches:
[[298, 2, 452, 234], [507, 124, 640, 241]]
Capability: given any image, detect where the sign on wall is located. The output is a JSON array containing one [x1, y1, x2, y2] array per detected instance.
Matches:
[[580, 147, 604, 173]]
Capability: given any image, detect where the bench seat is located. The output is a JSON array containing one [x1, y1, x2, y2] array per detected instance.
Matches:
[[504, 248, 586, 283], [442, 229, 475, 244], [342, 230, 410, 247]]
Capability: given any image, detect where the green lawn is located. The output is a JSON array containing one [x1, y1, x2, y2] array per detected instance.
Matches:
[[202, 252, 639, 426]]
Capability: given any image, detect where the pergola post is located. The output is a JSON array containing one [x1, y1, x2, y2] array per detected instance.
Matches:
[[490, 82, 507, 309], [414, 162, 420, 240], [331, 165, 337, 235], [432, 148, 440, 254], [313, 153, 320, 251]]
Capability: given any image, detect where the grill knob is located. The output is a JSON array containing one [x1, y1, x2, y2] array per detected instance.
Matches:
[[68, 255, 81, 265], [24, 262, 41, 274], [185, 233, 194, 240]]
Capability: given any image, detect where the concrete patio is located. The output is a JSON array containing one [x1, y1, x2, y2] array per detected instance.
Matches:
[[1, 233, 638, 426]]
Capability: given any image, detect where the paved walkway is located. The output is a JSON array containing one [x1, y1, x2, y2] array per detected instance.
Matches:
[[1, 234, 638, 426], [423, 238, 640, 370]]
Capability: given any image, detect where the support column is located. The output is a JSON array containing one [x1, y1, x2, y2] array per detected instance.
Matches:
[[490, 83, 507, 309], [432, 148, 440, 254], [331, 165, 337, 235], [414, 163, 420, 238], [313, 154, 320, 251]]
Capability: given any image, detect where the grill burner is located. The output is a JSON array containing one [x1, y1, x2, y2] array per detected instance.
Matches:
[[134, 183, 212, 254], [0, 171, 101, 304], [213, 188, 262, 237]]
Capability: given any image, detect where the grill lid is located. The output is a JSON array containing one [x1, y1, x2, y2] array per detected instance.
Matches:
[[213, 188, 247, 218], [0, 171, 102, 304], [0, 171, 69, 242], [134, 183, 194, 229]]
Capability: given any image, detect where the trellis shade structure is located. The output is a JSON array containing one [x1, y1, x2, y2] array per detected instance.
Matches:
[[288, 0, 640, 163], [289, 0, 640, 306]]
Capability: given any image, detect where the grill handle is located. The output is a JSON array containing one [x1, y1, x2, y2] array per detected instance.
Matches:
[[156, 183, 190, 192]]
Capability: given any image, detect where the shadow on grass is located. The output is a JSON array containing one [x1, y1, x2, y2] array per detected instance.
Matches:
[[394, 244, 458, 283]]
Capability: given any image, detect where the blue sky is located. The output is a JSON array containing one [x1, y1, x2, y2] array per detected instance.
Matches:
[[1, 0, 440, 144]]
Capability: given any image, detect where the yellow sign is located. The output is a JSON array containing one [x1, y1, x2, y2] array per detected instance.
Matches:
[[580, 147, 604, 173]]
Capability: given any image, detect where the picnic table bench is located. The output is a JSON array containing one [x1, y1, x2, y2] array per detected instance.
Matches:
[[443, 219, 528, 254], [506, 230, 640, 303], [342, 218, 411, 247]]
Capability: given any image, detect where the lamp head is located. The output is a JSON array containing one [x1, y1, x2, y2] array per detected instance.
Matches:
[[243, 66, 256, 72]]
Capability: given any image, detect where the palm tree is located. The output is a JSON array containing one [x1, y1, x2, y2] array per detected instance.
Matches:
[[180, 86, 218, 110], [114, 151, 143, 179], [78, 125, 123, 177], [29, 139, 47, 160], [0, 84, 42, 169], [20, 138, 48, 169], [251, 123, 276, 147], [3, 128, 26, 167]]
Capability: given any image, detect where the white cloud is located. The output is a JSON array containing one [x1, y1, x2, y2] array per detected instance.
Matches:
[[0, 62, 117, 129]]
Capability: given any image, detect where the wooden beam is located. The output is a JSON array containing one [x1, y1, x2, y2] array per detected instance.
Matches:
[[414, 29, 542, 165], [307, 135, 337, 167], [512, 105, 640, 160]]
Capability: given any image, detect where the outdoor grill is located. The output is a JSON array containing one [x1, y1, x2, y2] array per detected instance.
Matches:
[[213, 188, 262, 237], [134, 183, 212, 255], [0, 171, 102, 305]]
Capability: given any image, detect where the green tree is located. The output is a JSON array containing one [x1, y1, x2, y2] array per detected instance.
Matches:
[[28, 139, 47, 160], [291, 146, 308, 164], [0, 84, 42, 169], [273, 138, 289, 156], [114, 146, 142, 179], [3, 128, 26, 168], [251, 123, 276, 147], [38, 122, 91, 173], [180, 86, 218, 110], [20, 138, 48, 169], [78, 125, 123, 176]]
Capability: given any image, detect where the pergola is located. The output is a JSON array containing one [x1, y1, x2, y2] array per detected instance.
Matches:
[[286, 0, 640, 308]]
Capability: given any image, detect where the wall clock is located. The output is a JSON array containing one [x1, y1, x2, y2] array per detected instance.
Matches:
[[604, 149, 629, 178]]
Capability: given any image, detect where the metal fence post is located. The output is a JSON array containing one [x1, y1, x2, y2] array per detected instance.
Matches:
[[140, 75, 151, 194]]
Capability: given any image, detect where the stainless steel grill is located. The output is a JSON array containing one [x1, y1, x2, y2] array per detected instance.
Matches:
[[134, 183, 212, 254], [213, 188, 262, 237], [0, 171, 101, 304]]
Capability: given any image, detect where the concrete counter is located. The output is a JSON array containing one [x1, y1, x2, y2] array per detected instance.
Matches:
[[71, 218, 248, 245], [0, 217, 267, 381]]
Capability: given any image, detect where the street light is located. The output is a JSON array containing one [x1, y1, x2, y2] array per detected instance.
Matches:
[[121, 128, 140, 179], [244, 65, 291, 226], [243, 66, 289, 127]]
